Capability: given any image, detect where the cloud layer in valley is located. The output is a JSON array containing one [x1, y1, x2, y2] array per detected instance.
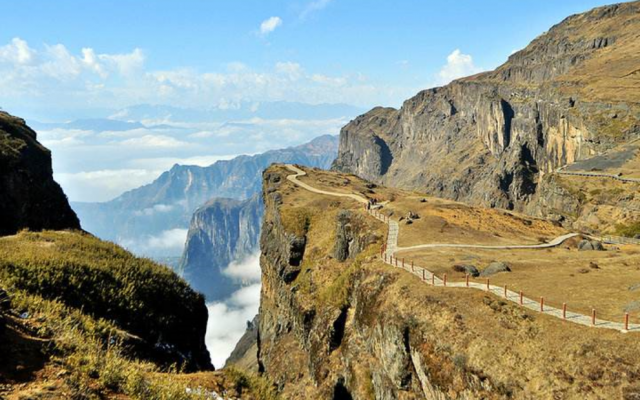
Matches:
[[120, 229, 188, 256], [206, 252, 262, 368]]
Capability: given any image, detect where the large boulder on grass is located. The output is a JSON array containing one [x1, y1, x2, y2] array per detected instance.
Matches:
[[578, 240, 605, 251], [452, 264, 480, 277], [480, 262, 511, 277]]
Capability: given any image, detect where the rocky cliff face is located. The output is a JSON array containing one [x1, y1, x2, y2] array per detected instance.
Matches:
[[332, 2, 640, 222], [253, 165, 640, 399], [0, 111, 80, 235], [179, 195, 263, 300]]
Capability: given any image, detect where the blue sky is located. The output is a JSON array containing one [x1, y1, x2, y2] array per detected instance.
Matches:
[[0, 0, 618, 117]]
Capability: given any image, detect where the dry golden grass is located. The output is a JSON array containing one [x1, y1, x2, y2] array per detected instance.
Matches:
[[398, 243, 640, 324], [387, 194, 566, 247]]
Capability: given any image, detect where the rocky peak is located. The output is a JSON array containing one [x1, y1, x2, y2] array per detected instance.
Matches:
[[0, 111, 80, 235], [332, 1, 640, 217]]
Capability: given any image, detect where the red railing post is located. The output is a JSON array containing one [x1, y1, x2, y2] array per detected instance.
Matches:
[[402, 258, 405, 269], [540, 297, 544, 312], [562, 303, 567, 319], [411, 260, 414, 272], [625, 313, 630, 331], [592, 309, 596, 325], [519, 291, 523, 305], [384, 254, 387, 263], [422, 269, 426, 281], [431, 274, 435, 286], [504, 285, 507, 298], [465, 274, 469, 287], [443, 274, 447, 287], [486, 279, 490, 291]]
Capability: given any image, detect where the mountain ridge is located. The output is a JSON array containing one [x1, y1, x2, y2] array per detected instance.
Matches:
[[332, 1, 640, 231]]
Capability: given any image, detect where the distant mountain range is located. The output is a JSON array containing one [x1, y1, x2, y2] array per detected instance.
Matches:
[[72, 134, 339, 298]]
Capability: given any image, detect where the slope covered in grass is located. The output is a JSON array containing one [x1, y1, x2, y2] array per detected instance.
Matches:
[[0, 230, 211, 371]]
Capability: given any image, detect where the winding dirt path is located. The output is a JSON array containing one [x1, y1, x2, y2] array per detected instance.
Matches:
[[284, 164, 638, 333]]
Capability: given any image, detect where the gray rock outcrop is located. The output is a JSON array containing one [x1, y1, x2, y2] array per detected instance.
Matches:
[[453, 264, 480, 277], [480, 262, 512, 277], [578, 240, 605, 251]]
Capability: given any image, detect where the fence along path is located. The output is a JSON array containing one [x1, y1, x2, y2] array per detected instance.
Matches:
[[284, 164, 639, 333]]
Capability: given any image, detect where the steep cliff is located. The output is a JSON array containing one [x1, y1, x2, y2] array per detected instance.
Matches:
[[254, 165, 640, 399], [0, 111, 80, 235], [333, 2, 640, 226], [179, 195, 263, 300]]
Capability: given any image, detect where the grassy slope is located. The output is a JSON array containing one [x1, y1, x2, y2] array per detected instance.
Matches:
[[0, 230, 278, 399]]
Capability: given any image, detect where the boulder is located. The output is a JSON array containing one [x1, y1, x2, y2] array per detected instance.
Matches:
[[480, 262, 511, 277], [407, 211, 420, 220], [452, 264, 480, 277], [578, 240, 605, 251]]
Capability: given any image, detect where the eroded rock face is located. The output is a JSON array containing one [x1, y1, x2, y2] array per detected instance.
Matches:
[[179, 195, 263, 300], [0, 112, 80, 235], [333, 210, 375, 262], [332, 2, 640, 222]]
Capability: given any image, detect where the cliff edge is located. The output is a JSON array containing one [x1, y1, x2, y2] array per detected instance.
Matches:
[[0, 111, 80, 235]]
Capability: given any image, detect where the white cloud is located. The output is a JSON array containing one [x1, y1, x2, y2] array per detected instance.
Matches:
[[120, 134, 190, 148], [56, 168, 163, 202], [436, 49, 481, 85], [144, 228, 188, 250], [311, 73, 347, 87], [0, 38, 36, 65], [259, 16, 282, 36], [275, 62, 303, 81], [0, 37, 415, 116], [206, 283, 260, 368], [120, 228, 188, 255], [300, 0, 333, 20], [223, 252, 261, 283], [133, 203, 175, 217]]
